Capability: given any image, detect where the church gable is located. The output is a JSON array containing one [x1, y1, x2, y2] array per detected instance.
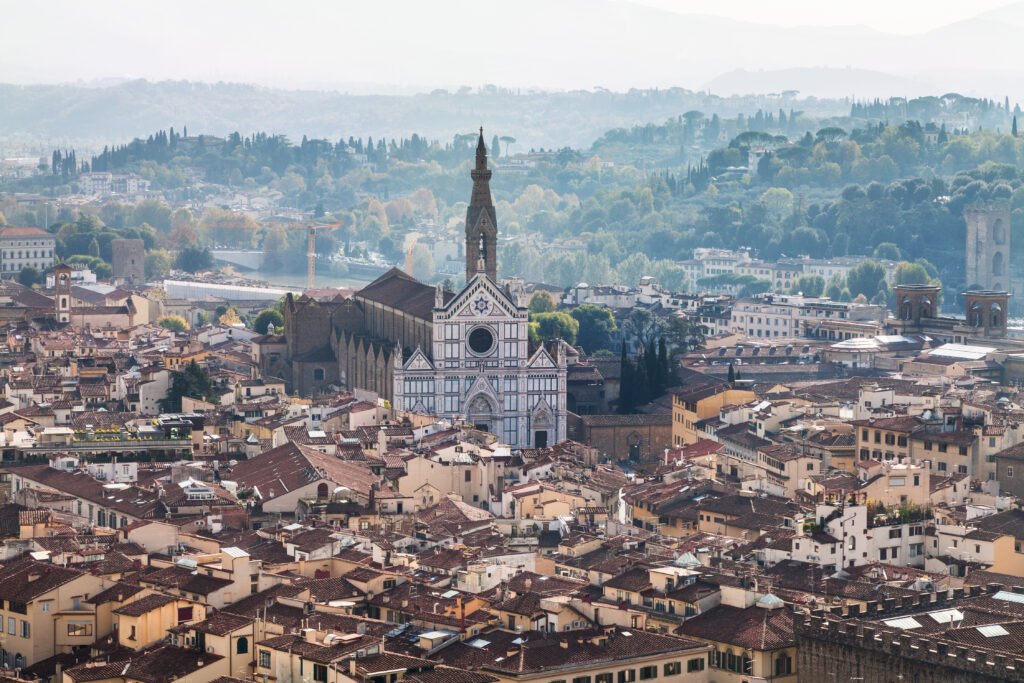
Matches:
[[444, 275, 521, 321], [402, 347, 434, 372], [527, 346, 558, 369]]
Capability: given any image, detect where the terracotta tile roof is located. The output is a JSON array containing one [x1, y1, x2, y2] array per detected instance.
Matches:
[[64, 644, 222, 683], [679, 603, 795, 650], [0, 557, 87, 602], [187, 610, 254, 636], [356, 268, 453, 322], [87, 582, 144, 605], [258, 632, 378, 663], [295, 576, 363, 603], [434, 627, 706, 674], [114, 592, 176, 616], [227, 441, 378, 502], [140, 565, 232, 596]]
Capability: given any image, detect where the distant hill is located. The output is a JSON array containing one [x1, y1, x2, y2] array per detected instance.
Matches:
[[0, 80, 850, 151], [705, 68, 938, 100]]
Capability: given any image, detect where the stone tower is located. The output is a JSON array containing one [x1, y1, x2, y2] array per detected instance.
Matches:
[[963, 289, 1010, 338], [894, 284, 940, 325], [465, 128, 497, 282], [965, 202, 1011, 291], [111, 238, 146, 284], [54, 262, 72, 323]]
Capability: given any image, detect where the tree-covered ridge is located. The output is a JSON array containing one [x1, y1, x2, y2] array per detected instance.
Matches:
[[6, 91, 1024, 303]]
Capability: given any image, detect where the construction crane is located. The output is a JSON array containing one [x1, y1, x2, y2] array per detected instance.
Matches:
[[294, 219, 344, 290]]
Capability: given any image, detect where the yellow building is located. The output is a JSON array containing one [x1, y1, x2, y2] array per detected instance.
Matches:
[[0, 558, 109, 667], [113, 592, 206, 651], [671, 384, 756, 446], [851, 415, 920, 464]]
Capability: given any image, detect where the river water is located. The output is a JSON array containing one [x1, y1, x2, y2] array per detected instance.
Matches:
[[241, 269, 378, 292]]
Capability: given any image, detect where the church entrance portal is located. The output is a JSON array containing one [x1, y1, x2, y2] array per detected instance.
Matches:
[[468, 395, 495, 434], [534, 431, 548, 448]]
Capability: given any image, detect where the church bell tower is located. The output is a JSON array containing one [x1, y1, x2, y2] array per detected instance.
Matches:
[[465, 128, 497, 282]]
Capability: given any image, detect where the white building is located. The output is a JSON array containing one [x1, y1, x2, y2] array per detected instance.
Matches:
[[0, 226, 57, 274], [392, 132, 567, 450]]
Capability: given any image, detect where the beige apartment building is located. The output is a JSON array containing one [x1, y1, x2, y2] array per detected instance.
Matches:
[[0, 558, 109, 667]]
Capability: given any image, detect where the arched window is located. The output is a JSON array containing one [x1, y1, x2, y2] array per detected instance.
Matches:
[[920, 298, 933, 319], [900, 299, 913, 321], [994, 251, 1005, 277], [994, 219, 1006, 245], [317, 483, 328, 499], [237, 637, 248, 654]]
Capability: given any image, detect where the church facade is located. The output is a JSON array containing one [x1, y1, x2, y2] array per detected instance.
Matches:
[[392, 131, 567, 449], [271, 130, 566, 449]]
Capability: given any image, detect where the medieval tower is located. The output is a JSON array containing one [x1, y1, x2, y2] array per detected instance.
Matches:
[[965, 202, 1011, 292], [465, 128, 498, 282]]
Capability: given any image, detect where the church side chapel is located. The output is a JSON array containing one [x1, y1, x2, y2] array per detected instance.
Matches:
[[279, 130, 567, 449]]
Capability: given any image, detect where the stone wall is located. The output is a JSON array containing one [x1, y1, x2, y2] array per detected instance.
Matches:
[[796, 585, 1024, 682]]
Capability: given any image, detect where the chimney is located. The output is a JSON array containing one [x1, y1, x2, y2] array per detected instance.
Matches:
[[524, 578, 532, 591], [560, 640, 568, 649]]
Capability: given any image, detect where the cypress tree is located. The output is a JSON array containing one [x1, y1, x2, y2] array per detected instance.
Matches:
[[618, 344, 632, 414], [728, 362, 735, 384], [1013, 116, 1018, 137], [658, 337, 669, 384]]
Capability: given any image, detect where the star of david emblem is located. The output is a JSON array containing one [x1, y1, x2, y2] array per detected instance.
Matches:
[[472, 296, 492, 315]]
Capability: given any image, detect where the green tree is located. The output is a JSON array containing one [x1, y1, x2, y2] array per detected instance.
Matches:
[[873, 243, 901, 260], [253, 308, 284, 334], [825, 275, 846, 300], [145, 249, 172, 280], [161, 359, 216, 412], [790, 274, 825, 297], [174, 246, 213, 273], [846, 260, 887, 299], [529, 291, 556, 313], [661, 315, 706, 353], [87, 237, 100, 258], [17, 266, 39, 288], [410, 244, 435, 281], [893, 261, 932, 285], [531, 311, 579, 345], [570, 304, 617, 353], [157, 315, 189, 333]]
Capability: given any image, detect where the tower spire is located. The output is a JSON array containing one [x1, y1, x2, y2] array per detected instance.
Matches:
[[475, 126, 487, 171], [466, 127, 497, 282]]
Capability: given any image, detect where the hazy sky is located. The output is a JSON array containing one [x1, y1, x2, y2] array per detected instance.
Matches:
[[3, 0, 1024, 92], [638, 0, 1018, 33]]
